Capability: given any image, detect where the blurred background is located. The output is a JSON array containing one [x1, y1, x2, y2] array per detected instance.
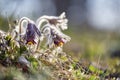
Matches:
[[0, 0, 120, 73]]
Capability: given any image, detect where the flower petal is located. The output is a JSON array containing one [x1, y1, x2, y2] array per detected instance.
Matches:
[[25, 23, 41, 44]]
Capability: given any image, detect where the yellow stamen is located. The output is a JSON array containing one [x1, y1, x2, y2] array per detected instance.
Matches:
[[58, 42, 64, 46], [27, 42, 33, 45]]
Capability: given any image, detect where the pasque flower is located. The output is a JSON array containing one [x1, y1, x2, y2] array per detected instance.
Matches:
[[14, 17, 41, 45], [25, 22, 41, 45], [53, 35, 65, 47], [36, 12, 71, 48]]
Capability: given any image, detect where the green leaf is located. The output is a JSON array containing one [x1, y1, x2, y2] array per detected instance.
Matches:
[[89, 75, 97, 80], [89, 65, 96, 72]]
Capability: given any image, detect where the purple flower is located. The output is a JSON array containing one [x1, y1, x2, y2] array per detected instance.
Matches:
[[53, 37, 64, 46], [25, 23, 41, 45]]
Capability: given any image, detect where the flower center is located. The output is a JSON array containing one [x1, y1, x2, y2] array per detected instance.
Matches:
[[27, 41, 34, 45]]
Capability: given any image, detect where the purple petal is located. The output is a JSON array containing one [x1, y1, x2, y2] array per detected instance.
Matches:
[[33, 24, 41, 37], [24, 23, 41, 44]]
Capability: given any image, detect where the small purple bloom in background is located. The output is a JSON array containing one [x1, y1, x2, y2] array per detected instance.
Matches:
[[18, 56, 30, 67]]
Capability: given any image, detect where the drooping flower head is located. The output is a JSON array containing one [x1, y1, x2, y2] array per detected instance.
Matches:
[[36, 12, 71, 48], [18, 17, 41, 45]]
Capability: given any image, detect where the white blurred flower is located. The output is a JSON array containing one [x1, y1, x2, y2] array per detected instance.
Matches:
[[0, 30, 6, 37]]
